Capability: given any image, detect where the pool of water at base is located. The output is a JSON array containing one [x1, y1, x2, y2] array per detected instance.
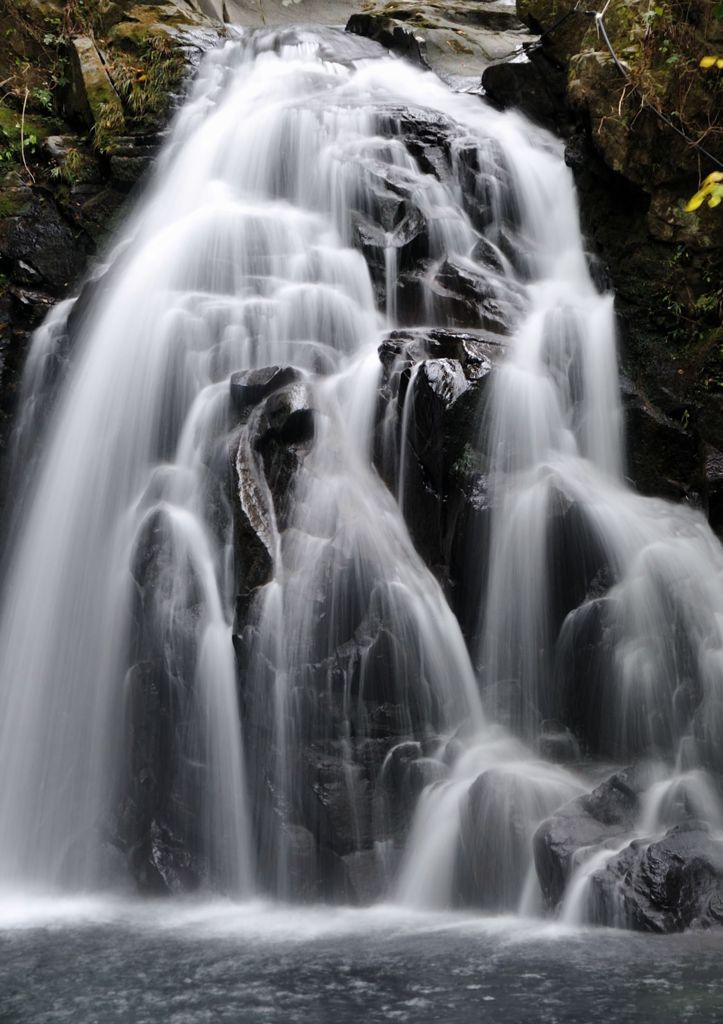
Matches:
[[0, 900, 721, 1023]]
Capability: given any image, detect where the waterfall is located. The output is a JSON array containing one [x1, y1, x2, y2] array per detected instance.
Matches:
[[0, 26, 722, 919]]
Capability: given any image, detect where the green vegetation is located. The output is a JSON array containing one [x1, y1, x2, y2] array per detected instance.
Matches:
[[1, 1, 199, 176], [108, 34, 186, 129], [0, 95, 63, 173]]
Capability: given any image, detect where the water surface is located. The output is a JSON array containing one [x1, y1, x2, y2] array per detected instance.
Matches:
[[0, 901, 721, 1023]]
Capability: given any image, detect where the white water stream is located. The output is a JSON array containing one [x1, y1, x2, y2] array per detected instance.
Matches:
[[0, 26, 721, 921]]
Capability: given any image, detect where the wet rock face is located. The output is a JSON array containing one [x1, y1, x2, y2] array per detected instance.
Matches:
[[337, 99, 524, 320], [589, 822, 723, 932], [456, 769, 537, 909], [534, 766, 652, 908], [375, 327, 503, 627], [231, 373, 316, 631], [534, 766, 723, 932], [553, 595, 617, 757], [0, 187, 87, 292], [121, 494, 223, 889], [349, 106, 457, 310], [704, 446, 723, 538], [227, 353, 482, 900], [120, 662, 205, 894], [481, 47, 567, 128], [620, 375, 702, 506], [231, 366, 304, 415], [397, 257, 520, 332]]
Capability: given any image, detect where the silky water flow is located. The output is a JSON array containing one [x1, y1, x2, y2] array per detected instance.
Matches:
[[0, 27, 721, 924]]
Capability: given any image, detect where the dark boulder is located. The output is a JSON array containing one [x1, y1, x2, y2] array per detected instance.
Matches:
[[257, 382, 316, 449], [534, 765, 656, 907], [396, 258, 518, 332], [376, 329, 501, 499], [588, 822, 723, 932], [553, 595, 618, 756], [303, 750, 374, 858], [545, 482, 614, 676], [129, 505, 204, 675], [231, 379, 316, 629], [703, 446, 723, 537], [353, 204, 428, 307], [406, 756, 448, 797], [374, 105, 462, 182], [376, 739, 427, 838], [0, 185, 89, 293], [374, 326, 503, 635], [481, 47, 569, 130], [130, 820, 203, 895], [621, 375, 701, 505], [348, 149, 433, 306], [410, 358, 470, 493], [120, 662, 204, 895], [457, 769, 539, 909], [230, 365, 304, 414], [346, 14, 426, 66]]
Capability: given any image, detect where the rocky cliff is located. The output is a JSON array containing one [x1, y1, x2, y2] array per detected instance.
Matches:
[[349, 0, 723, 529], [0, 1, 227, 463]]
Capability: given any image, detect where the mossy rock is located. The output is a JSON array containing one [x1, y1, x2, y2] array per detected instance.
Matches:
[[0, 99, 65, 179], [647, 190, 718, 250], [108, 2, 214, 52], [0, 185, 34, 219], [67, 35, 126, 134]]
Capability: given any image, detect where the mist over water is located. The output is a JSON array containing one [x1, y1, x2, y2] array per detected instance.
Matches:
[[0, 23, 721, 966]]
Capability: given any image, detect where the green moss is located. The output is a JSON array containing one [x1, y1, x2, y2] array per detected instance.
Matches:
[[0, 99, 63, 173], [0, 189, 28, 217]]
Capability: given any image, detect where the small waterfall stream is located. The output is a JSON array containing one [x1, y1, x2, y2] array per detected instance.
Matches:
[[0, 26, 721, 924]]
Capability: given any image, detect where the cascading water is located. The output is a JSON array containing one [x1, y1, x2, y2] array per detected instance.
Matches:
[[0, 25, 721, 925]]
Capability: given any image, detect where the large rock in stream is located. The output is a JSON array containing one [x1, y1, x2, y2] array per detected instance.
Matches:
[[534, 765, 654, 908], [375, 326, 504, 637], [588, 822, 723, 932], [535, 764, 723, 931]]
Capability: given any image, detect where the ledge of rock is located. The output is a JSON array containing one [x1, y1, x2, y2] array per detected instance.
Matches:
[[67, 36, 125, 132], [347, 1, 534, 85]]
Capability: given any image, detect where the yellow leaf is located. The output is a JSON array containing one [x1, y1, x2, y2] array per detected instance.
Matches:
[[685, 175, 723, 212], [702, 171, 723, 187], [700, 55, 718, 68]]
